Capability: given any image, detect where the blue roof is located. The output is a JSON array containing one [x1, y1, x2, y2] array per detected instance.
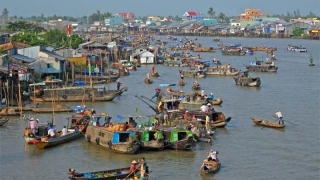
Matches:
[[41, 49, 66, 60], [11, 54, 36, 62]]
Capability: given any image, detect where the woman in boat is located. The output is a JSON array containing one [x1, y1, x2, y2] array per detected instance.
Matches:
[[130, 160, 139, 173], [184, 111, 191, 121], [207, 150, 219, 162]]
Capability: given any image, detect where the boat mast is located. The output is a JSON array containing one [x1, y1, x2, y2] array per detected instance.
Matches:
[[88, 59, 95, 102]]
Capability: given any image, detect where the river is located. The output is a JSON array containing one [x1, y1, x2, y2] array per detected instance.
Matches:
[[0, 37, 319, 180]]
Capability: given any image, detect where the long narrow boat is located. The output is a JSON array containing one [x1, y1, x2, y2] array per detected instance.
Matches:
[[0, 119, 9, 126], [35, 125, 87, 149], [68, 167, 133, 180], [251, 117, 285, 128], [32, 107, 73, 113]]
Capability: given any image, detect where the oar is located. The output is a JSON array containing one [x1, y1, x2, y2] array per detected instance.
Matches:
[[124, 169, 137, 179], [195, 165, 203, 176], [282, 119, 298, 126]]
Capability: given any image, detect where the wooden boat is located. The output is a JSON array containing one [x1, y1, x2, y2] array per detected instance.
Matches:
[[160, 128, 196, 150], [145, 78, 153, 84], [134, 129, 165, 150], [84, 116, 140, 154], [180, 69, 207, 78], [201, 159, 221, 174], [192, 84, 201, 91], [251, 117, 285, 128], [179, 79, 185, 86], [32, 107, 73, 113], [163, 59, 189, 67], [68, 167, 136, 180], [30, 86, 118, 102], [221, 49, 246, 56], [254, 47, 277, 51], [35, 127, 86, 149], [74, 75, 119, 83], [193, 46, 216, 52], [0, 119, 9, 126], [180, 95, 223, 106], [246, 61, 278, 72], [233, 71, 261, 87], [170, 111, 231, 128], [213, 38, 220, 42], [151, 71, 159, 77], [206, 66, 239, 76]]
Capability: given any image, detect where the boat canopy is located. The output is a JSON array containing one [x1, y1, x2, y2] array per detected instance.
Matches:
[[72, 105, 85, 111], [159, 83, 176, 87], [29, 82, 46, 86]]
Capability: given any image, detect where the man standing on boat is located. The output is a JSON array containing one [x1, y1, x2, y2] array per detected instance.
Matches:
[[274, 110, 284, 125], [29, 118, 37, 135], [117, 79, 122, 91], [151, 65, 155, 73], [205, 113, 211, 134]]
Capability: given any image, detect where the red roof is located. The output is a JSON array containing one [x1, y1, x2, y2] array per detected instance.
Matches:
[[186, 11, 198, 16], [115, 12, 134, 15]]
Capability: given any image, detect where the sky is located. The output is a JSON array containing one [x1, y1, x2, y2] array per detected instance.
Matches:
[[1, 0, 319, 18]]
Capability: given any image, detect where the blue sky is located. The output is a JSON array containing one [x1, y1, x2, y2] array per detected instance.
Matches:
[[1, 0, 319, 17]]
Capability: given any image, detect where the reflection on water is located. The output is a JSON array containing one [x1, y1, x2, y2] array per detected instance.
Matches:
[[0, 37, 319, 180]]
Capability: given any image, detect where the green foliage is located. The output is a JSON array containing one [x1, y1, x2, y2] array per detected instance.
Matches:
[[292, 27, 304, 36], [2, 8, 9, 17], [11, 31, 46, 45], [207, 7, 216, 19], [218, 12, 226, 22], [0, 48, 6, 55], [88, 10, 112, 24], [5, 21, 46, 32]]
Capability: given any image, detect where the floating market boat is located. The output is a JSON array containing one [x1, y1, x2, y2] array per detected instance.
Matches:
[[180, 69, 207, 78], [160, 128, 196, 150], [233, 71, 261, 87], [246, 61, 278, 72], [145, 78, 153, 84], [192, 84, 201, 91], [179, 79, 185, 86], [251, 117, 285, 128], [206, 65, 239, 76], [84, 116, 140, 154], [31, 107, 73, 113], [193, 46, 216, 52], [133, 129, 165, 150], [201, 158, 221, 174]]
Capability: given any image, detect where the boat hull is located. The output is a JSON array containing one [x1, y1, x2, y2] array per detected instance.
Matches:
[[0, 119, 9, 126], [251, 117, 285, 128], [85, 125, 140, 154], [36, 131, 83, 149]]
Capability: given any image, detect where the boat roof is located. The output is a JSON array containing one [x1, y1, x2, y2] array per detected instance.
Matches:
[[159, 83, 176, 87]]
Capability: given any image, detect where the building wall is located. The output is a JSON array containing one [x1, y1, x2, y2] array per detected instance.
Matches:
[[199, 19, 218, 25], [105, 17, 123, 28], [17, 46, 40, 59], [236, 9, 268, 21]]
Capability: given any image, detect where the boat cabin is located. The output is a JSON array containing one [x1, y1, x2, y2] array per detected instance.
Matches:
[[141, 130, 163, 142], [169, 129, 193, 142], [90, 115, 112, 127], [111, 131, 136, 144], [28, 79, 63, 96]]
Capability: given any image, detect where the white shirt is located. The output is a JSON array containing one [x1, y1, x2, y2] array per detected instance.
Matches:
[[200, 90, 205, 96], [62, 128, 68, 136], [207, 151, 217, 160], [200, 105, 209, 112], [48, 129, 55, 136], [275, 111, 282, 118]]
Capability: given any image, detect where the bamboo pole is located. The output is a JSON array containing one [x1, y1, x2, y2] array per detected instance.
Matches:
[[88, 60, 95, 102], [18, 81, 23, 118], [71, 62, 74, 84]]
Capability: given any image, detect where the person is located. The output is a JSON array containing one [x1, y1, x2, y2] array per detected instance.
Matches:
[[151, 66, 155, 73], [1, 97, 6, 105], [47, 128, 56, 138], [200, 104, 209, 113], [180, 73, 184, 80], [200, 89, 205, 97], [205, 113, 210, 134], [163, 109, 168, 125], [275, 110, 284, 125], [151, 89, 160, 100], [136, 157, 148, 175], [207, 150, 219, 162], [124, 122, 129, 131], [29, 118, 37, 135], [193, 81, 198, 87], [209, 93, 214, 100], [62, 126, 68, 136], [212, 57, 217, 62], [190, 124, 197, 133], [130, 160, 138, 173], [207, 103, 212, 113], [197, 54, 201, 59], [91, 109, 96, 116], [117, 79, 122, 91], [184, 111, 190, 120], [227, 64, 231, 69]]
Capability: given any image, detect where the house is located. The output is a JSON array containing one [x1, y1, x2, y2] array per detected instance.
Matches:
[[183, 11, 205, 21], [283, 22, 311, 36], [114, 12, 136, 22], [78, 41, 108, 50], [105, 16, 123, 28], [130, 50, 155, 64], [164, 16, 174, 21], [199, 19, 218, 25], [235, 9, 268, 21], [0, 33, 10, 45], [147, 16, 162, 21], [16, 46, 66, 77]]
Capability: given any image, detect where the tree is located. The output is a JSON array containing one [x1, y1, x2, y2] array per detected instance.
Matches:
[[218, 12, 225, 22], [174, 15, 182, 21], [292, 27, 303, 36], [2, 8, 9, 17], [11, 31, 46, 45], [0, 48, 6, 55], [207, 7, 215, 19]]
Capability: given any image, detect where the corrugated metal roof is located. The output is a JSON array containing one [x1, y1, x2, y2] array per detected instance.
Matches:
[[41, 49, 66, 60], [11, 54, 36, 62]]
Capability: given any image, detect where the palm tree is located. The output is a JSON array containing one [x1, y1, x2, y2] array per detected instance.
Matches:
[[218, 12, 225, 22], [207, 7, 215, 19]]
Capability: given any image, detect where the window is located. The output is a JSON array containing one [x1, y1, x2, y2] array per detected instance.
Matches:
[[47, 63, 53, 68]]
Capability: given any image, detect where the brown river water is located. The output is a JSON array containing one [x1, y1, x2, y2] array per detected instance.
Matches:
[[0, 37, 319, 180]]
